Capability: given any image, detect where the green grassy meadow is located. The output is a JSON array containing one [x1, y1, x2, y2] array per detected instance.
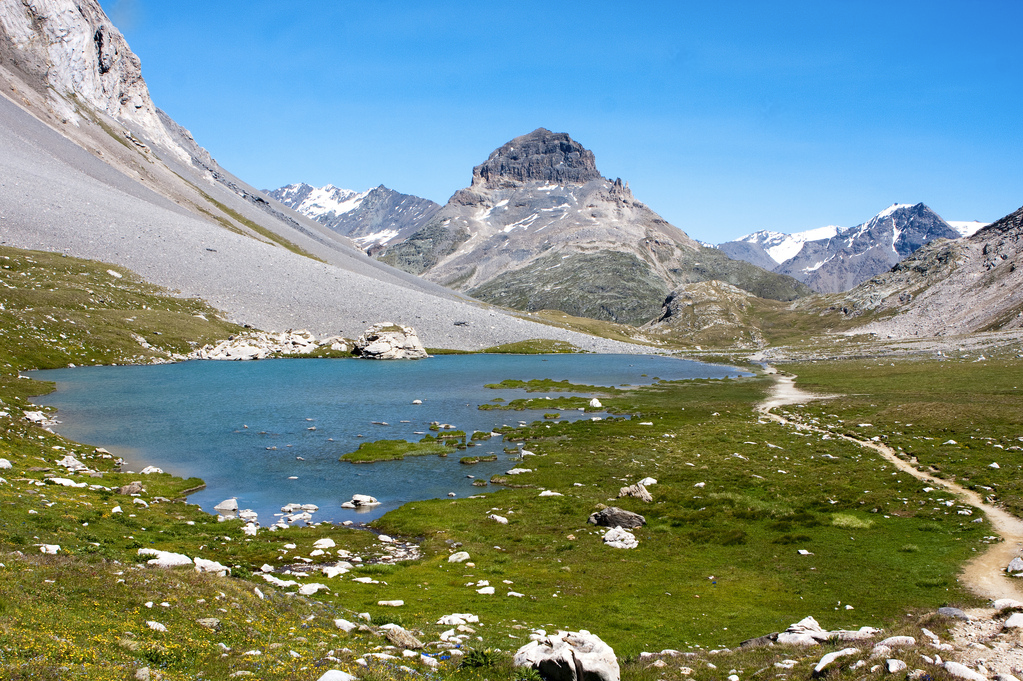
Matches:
[[0, 245, 1013, 680]]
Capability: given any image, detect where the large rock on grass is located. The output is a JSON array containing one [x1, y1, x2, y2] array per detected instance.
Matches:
[[587, 506, 645, 529], [352, 323, 428, 360], [514, 630, 620, 681]]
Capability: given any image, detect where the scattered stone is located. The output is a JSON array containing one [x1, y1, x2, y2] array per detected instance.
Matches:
[[477, 586, 495, 595], [488, 514, 509, 524], [588, 507, 646, 529], [617, 483, 652, 503], [350, 494, 380, 507], [194, 557, 230, 576], [886, 659, 908, 673], [776, 616, 830, 646], [514, 630, 620, 681], [298, 583, 329, 596], [146, 621, 167, 632], [139, 466, 163, 475], [118, 481, 144, 495], [352, 323, 428, 360], [196, 618, 221, 631], [385, 627, 424, 649], [378, 600, 404, 607], [637, 477, 657, 486], [603, 526, 639, 549], [334, 618, 357, 633], [589, 398, 602, 408], [56, 455, 87, 471], [937, 607, 970, 620], [944, 661, 988, 681], [878, 636, 915, 648], [813, 648, 860, 676], [437, 614, 479, 625], [539, 490, 563, 497], [313, 538, 336, 549], [995, 598, 1023, 609], [138, 549, 192, 568], [0, 459, 10, 470], [39, 544, 60, 555], [1003, 613, 1023, 629], [448, 552, 471, 563], [317, 671, 358, 681], [1006, 557, 1023, 574]]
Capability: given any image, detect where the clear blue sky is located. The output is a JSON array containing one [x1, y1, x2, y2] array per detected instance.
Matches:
[[102, 0, 1022, 243]]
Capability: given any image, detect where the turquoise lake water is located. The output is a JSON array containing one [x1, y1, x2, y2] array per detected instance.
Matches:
[[29, 354, 746, 524]]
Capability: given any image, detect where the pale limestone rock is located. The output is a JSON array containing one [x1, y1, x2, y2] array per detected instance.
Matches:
[[514, 630, 620, 681], [352, 323, 428, 360]]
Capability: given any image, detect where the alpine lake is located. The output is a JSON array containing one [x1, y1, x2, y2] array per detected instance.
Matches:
[[28, 353, 747, 526]]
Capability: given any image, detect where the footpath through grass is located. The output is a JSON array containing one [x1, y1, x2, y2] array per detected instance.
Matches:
[[784, 354, 1023, 518]]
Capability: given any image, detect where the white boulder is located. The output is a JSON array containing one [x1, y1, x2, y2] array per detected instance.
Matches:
[[352, 323, 429, 360], [448, 551, 471, 563], [0, 458, 11, 469], [194, 557, 230, 576], [1007, 557, 1023, 574], [318, 671, 358, 681], [514, 630, 620, 681], [213, 498, 238, 513], [589, 398, 603, 408], [603, 526, 638, 549], [138, 548, 193, 568]]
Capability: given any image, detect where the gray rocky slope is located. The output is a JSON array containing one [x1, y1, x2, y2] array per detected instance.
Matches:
[[0, 0, 640, 352], [377, 128, 811, 325], [846, 204, 1023, 338], [266, 183, 440, 254]]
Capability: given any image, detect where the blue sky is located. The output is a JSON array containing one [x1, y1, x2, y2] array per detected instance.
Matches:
[[103, 0, 1022, 243]]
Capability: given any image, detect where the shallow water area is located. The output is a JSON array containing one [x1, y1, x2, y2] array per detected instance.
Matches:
[[30, 354, 746, 524]]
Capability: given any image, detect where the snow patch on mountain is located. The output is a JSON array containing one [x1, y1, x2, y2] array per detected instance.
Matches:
[[737, 225, 842, 265], [273, 184, 369, 220], [947, 220, 989, 238]]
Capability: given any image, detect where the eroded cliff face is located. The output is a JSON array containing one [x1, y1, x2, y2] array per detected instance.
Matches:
[[0, 0, 182, 156]]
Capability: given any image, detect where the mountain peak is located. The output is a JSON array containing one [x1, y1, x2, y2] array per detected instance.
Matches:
[[471, 128, 602, 189]]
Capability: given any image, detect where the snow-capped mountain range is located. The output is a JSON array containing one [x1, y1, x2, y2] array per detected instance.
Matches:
[[266, 183, 441, 250], [718, 204, 989, 293]]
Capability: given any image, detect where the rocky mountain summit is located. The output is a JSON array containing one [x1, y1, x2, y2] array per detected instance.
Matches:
[[719, 204, 961, 293], [378, 128, 809, 325], [266, 183, 440, 252], [843, 203, 1023, 338]]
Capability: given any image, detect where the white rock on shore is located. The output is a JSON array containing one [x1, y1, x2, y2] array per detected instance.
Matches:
[[193, 330, 348, 361], [352, 323, 428, 360]]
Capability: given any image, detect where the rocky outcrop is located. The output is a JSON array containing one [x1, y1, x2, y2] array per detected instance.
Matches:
[[352, 323, 428, 360], [192, 330, 348, 360], [643, 280, 767, 348], [588, 506, 646, 529], [471, 128, 602, 189], [0, 0, 183, 157], [514, 630, 620, 681], [379, 129, 809, 325]]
